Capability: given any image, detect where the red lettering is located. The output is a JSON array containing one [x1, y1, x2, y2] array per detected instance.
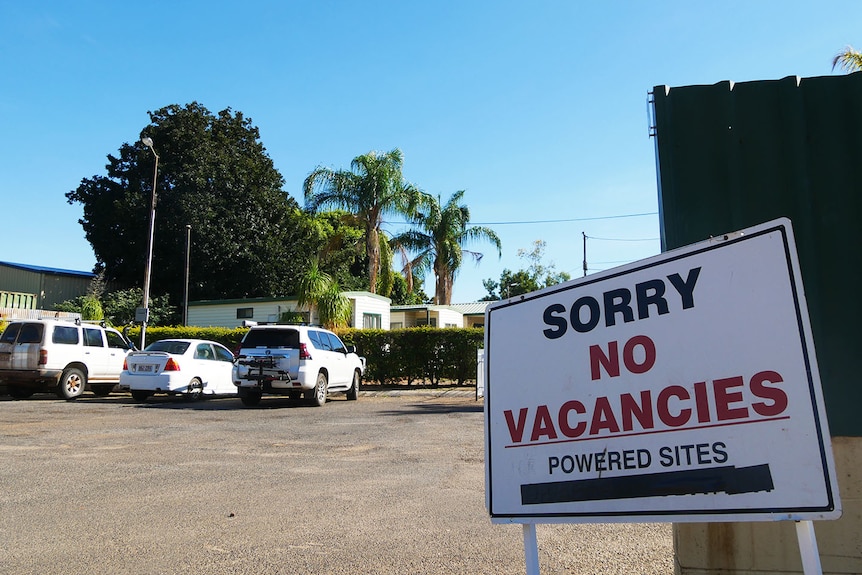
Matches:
[[504, 408, 528, 443], [620, 390, 653, 431], [693, 381, 710, 423], [714, 376, 748, 420], [590, 341, 619, 380], [530, 405, 558, 441], [623, 335, 656, 374], [589, 396, 621, 435], [657, 385, 691, 427], [558, 400, 586, 438], [750, 370, 788, 417]]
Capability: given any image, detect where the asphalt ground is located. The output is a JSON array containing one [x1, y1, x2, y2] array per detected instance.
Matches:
[[0, 389, 673, 574]]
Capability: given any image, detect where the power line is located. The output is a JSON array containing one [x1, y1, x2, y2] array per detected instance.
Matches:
[[382, 210, 658, 227], [471, 211, 658, 226], [584, 235, 659, 242]]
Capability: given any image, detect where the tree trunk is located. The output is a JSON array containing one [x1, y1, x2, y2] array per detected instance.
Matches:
[[366, 227, 379, 294]]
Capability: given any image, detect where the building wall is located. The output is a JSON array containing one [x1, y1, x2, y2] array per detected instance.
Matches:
[[344, 292, 390, 329], [188, 293, 390, 329], [653, 72, 861, 574], [0, 263, 95, 309], [188, 299, 301, 328]]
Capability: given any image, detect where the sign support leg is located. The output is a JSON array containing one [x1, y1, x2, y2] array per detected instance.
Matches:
[[522, 523, 540, 575], [795, 520, 822, 575]]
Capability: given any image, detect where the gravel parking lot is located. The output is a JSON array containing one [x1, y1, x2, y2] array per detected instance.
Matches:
[[0, 390, 673, 574]]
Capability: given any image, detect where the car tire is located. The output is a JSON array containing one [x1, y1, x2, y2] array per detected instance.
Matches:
[[131, 389, 151, 402], [240, 389, 262, 407], [57, 367, 86, 400], [91, 385, 114, 397], [185, 378, 203, 401], [346, 370, 360, 401], [307, 372, 327, 407], [8, 385, 34, 399]]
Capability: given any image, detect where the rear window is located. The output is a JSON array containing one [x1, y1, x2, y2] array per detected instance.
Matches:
[[52, 326, 80, 345], [17, 323, 44, 344], [1, 323, 22, 344], [242, 328, 300, 349], [146, 340, 190, 354]]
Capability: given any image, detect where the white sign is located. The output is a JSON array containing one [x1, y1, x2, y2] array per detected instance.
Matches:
[[484, 218, 841, 523]]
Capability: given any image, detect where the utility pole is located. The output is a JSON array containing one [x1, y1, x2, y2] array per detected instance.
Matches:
[[582, 231, 587, 277]]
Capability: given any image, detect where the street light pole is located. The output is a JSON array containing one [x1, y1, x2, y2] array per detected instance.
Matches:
[[183, 224, 191, 326], [140, 137, 159, 349]]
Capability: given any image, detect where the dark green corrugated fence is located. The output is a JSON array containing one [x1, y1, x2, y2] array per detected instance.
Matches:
[[653, 72, 862, 437]]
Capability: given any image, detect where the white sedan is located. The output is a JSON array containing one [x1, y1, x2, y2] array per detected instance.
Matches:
[[121, 339, 237, 401]]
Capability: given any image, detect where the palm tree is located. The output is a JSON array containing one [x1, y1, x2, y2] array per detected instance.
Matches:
[[832, 46, 862, 72], [303, 149, 426, 294], [295, 259, 351, 328], [392, 190, 501, 305]]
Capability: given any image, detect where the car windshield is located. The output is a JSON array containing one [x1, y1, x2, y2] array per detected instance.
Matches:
[[145, 340, 191, 355], [242, 328, 300, 348]]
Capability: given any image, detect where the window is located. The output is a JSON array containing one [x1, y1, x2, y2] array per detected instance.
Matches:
[[194, 344, 214, 360], [362, 313, 382, 329], [309, 330, 331, 350], [214, 345, 235, 362], [105, 331, 128, 349], [1, 323, 21, 344], [18, 323, 43, 344], [324, 332, 346, 353], [53, 326, 80, 345], [242, 328, 300, 349], [236, 307, 254, 319], [83, 328, 104, 347]]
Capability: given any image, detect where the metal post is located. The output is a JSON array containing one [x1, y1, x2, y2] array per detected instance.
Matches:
[[140, 137, 159, 349], [796, 520, 823, 575], [522, 523, 540, 575], [582, 231, 587, 277], [183, 224, 191, 326]]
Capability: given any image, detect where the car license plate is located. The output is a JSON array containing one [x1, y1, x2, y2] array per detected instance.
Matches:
[[136, 364, 155, 373]]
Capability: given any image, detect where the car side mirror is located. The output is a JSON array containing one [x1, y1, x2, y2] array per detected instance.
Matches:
[[346, 345, 357, 354]]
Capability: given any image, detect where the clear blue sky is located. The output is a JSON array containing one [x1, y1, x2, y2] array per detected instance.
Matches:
[[1, 1, 859, 303]]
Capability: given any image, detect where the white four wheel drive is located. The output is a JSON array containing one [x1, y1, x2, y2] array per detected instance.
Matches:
[[0, 318, 136, 400], [233, 324, 365, 407]]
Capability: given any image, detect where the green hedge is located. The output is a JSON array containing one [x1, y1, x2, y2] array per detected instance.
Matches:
[[336, 327, 483, 386], [130, 326, 484, 386]]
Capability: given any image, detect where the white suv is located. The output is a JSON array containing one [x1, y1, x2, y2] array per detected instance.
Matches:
[[233, 324, 365, 407], [0, 318, 135, 400]]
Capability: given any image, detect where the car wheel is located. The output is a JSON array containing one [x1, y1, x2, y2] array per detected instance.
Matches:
[[8, 385, 34, 399], [91, 385, 114, 397], [306, 372, 327, 407], [346, 370, 360, 401], [240, 389, 262, 407], [57, 367, 86, 400], [185, 378, 203, 401], [130, 389, 151, 402]]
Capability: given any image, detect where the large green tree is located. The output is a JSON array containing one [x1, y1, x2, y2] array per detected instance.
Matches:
[[67, 102, 319, 304], [392, 190, 501, 305], [303, 149, 426, 295]]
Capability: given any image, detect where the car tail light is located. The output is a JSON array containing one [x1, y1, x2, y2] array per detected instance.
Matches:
[[123, 358, 128, 370], [39, 349, 48, 365], [164, 358, 181, 371], [299, 343, 312, 360]]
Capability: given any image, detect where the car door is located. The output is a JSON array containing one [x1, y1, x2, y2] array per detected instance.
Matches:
[[104, 329, 132, 380], [192, 342, 223, 391], [321, 331, 351, 387], [82, 327, 109, 380], [211, 344, 237, 394]]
